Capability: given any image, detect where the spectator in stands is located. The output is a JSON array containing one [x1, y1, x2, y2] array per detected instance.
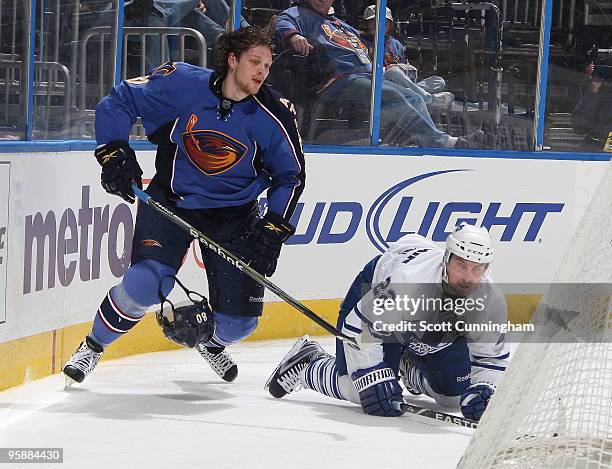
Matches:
[[82, 0, 248, 72], [125, 0, 163, 21], [333, 0, 346, 19], [359, 5, 454, 108], [79, 0, 170, 73], [572, 68, 612, 152], [124, 1, 171, 72], [291, 0, 347, 18], [275, 0, 484, 148], [164, 0, 249, 64], [335, 0, 396, 26], [574, 26, 612, 80], [79, 1, 167, 32]]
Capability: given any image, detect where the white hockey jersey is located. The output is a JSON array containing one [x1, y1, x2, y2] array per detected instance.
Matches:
[[341, 234, 510, 388]]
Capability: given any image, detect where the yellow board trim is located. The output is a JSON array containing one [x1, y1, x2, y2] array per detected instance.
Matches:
[[0, 296, 539, 391]]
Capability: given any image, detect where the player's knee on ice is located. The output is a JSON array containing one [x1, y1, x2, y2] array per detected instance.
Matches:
[[122, 259, 177, 307], [410, 336, 471, 406]]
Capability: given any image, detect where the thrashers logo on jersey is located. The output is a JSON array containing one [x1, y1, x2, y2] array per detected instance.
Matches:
[[182, 114, 248, 176]]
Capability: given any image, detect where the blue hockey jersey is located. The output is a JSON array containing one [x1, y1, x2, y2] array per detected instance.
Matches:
[[95, 62, 305, 220]]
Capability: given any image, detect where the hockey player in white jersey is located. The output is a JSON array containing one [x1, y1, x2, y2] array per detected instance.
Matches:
[[265, 223, 509, 421]]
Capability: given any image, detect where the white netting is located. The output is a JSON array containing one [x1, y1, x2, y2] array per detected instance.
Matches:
[[459, 163, 612, 469]]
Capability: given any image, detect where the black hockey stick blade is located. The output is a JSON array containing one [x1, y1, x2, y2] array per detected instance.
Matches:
[[393, 401, 478, 429], [132, 185, 359, 349]]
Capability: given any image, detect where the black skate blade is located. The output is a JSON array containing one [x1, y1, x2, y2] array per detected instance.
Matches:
[[63, 365, 85, 386], [222, 365, 238, 383], [264, 335, 309, 392]]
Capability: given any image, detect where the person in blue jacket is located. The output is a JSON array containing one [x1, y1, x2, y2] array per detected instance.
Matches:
[[276, 0, 485, 148], [359, 5, 454, 108], [63, 27, 305, 386]]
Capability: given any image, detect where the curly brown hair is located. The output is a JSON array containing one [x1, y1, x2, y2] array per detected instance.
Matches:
[[214, 27, 272, 78]]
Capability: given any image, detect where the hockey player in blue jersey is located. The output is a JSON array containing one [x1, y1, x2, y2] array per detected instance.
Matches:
[[64, 27, 305, 385], [265, 224, 509, 421], [275, 0, 485, 148]]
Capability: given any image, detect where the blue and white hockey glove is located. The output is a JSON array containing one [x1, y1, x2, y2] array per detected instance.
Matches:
[[247, 212, 295, 277], [460, 383, 495, 421], [352, 364, 405, 417], [95, 140, 143, 204]]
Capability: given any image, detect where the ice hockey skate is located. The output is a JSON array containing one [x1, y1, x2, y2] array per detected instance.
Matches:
[[63, 336, 104, 389], [265, 335, 330, 399], [196, 343, 238, 382]]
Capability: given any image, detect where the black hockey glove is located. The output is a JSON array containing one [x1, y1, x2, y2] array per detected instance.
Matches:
[[460, 382, 495, 421], [94, 140, 143, 203], [247, 212, 295, 277], [352, 363, 405, 417]]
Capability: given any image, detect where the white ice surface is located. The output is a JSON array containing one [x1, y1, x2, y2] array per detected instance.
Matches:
[[0, 338, 472, 469]]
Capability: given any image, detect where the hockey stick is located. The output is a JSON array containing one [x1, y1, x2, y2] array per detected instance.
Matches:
[[393, 401, 478, 429], [132, 185, 359, 349]]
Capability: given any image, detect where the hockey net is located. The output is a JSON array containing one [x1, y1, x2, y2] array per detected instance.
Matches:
[[458, 163, 612, 469]]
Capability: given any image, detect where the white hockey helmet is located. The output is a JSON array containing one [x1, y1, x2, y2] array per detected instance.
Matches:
[[444, 223, 493, 265]]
